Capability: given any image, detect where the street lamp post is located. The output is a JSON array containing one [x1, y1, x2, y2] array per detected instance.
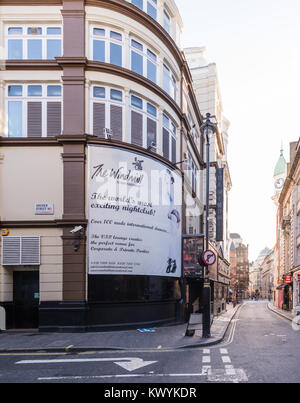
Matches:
[[200, 113, 217, 338]]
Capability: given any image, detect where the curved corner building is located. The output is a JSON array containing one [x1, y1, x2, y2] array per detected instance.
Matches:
[[0, 0, 205, 331]]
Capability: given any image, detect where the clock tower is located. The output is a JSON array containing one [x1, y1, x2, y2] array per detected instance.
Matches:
[[273, 147, 287, 203]]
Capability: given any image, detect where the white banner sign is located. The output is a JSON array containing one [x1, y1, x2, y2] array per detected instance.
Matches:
[[88, 145, 182, 277]]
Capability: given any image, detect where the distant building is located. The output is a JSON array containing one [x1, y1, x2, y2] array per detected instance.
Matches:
[[249, 247, 273, 296], [261, 249, 274, 300], [229, 234, 249, 299]]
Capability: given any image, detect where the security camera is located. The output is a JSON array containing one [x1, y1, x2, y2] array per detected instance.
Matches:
[[70, 226, 83, 234], [147, 142, 157, 151]]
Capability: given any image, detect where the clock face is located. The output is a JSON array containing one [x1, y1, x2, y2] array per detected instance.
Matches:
[[275, 178, 284, 189]]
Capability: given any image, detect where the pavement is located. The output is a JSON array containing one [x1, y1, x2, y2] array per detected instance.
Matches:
[[0, 303, 242, 354], [267, 302, 297, 322]]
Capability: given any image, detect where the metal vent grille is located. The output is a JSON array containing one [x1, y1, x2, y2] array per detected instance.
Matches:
[[1, 237, 21, 265], [21, 237, 40, 265], [1, 236, 40, 266]]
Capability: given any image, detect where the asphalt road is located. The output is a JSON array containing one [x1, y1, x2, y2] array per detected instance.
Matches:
[[0, 301, 299, 384]]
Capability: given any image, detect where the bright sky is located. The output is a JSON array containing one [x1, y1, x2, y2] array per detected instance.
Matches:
[[176, 0, 300, 261]]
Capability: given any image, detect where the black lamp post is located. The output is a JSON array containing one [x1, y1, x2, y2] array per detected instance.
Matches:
[[200, 113, 217, 338]]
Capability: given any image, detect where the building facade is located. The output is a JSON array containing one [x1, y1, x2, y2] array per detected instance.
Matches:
[[229, 233, 249, 300], [249, 247, 272, 298], [0, 0, 211, 331], [275, 141, 300, 312], [184, 47, 232, 262], [261, 249, 274, 300]]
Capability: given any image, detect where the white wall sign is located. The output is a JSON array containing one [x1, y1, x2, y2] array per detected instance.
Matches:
[[88, 145, 182, 278], [35, 203, 54, 215]]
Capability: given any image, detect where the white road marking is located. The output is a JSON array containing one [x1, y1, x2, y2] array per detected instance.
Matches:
[[220, 348, 228, 354], [16, 357, 157, 372], [38, 369, 249, 383], [203, 349, 210, 354], [202, 356, 211, 363], [38, 373, 207, 381], [225, 365, 236, 375], [202, 365, 212, 375], [222, 356, 231, 363]]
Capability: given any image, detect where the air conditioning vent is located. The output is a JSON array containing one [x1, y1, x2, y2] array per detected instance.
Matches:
[[1, 236, 40, 266]]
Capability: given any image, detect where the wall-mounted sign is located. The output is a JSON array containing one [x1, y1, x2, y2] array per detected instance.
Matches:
[[87, 145, 182, 278], [1, 229, 9, 236], [297, 274, 300, 282], [216, 168, 224, 242], [183, 235, 204, 278], [35, 203, 54, 215], [284, 275, 292, 283]]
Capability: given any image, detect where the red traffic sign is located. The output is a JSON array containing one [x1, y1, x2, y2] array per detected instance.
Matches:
[[297, 274, 300, 282], [202, 250, 216, 266]]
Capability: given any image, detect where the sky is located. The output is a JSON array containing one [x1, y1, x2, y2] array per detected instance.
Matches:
[[175, 0, 300, 261]]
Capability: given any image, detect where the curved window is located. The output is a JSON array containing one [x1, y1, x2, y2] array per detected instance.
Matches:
[[187, 151, 198, 195], [91, 86, 124, 141], [163, 63, 178, 101], [6, 25, 62, 60], [6, 84, 62, 137], [126, 0, 158, 21], [162, 114, 177, 163], [130, 94, 158, 150], [163, 9, 171, 34], [130, 38, 158, 84], [91, 27, 123, 67]]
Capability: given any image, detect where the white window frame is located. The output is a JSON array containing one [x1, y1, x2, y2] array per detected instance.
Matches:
[[90, 26, 124, 67], [5, 24, 62, 60], [187, 150, 199, 195], [5, 83, 62, 138], [125, 0, 158, 20], [163, 8, 171, 34], [130, 37, 158, 84], [187, 110, 200, 150], [90, 85, 125, 139], [129, 94, 158, 149], [163, 63, 178, 102], [162, 113, 177, 163]]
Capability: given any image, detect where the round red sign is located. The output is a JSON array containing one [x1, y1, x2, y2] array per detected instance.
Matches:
[[202, 250, 216, 266]]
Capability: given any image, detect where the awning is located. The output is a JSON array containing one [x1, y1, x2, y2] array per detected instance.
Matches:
[[276, 283, 292, 290]]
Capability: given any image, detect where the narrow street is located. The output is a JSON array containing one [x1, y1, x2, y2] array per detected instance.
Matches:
[[0, 301, 299, 384]]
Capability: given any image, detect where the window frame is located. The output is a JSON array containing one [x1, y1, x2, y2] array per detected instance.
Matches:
[[187, 150, 199, 195], [130, 37, 158, 84], [163, 8, 171, 34], [129, 93, 158, 150], [6, 24, 62, 60], [90, 85, 125, 140], [5, 83, 62, 138], [91, 26, 124, 67], [163, 63, 178, 102], [126, 0, 158, 20], [162, 113, 177, 164]]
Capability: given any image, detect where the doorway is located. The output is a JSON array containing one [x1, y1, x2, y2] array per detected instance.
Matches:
[[13, 271, 39, 329]]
